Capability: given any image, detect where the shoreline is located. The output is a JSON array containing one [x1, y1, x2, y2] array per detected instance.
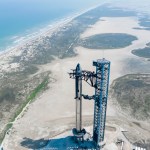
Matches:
[[0, 2, 108, 58], [1, 0, 150, 61]]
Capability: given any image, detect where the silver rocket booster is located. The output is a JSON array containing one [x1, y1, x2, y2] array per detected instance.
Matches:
[[75, 63, 82, 132]]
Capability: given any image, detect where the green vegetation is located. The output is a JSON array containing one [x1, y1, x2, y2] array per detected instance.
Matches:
[[111, 74, 150, 120], [0, 87, 16, 103], [79, 33, 137, 49], [0, 123, 13, 144], [12, 76, 49, 121], [20, 65, 39, 76], [0, 76, 49, 144], [133, 17, 150, 31], [138, 16, 150, 30], [146, 42, 150, 47], [132, 47, 150, 58], [27, 77, 48, 102]]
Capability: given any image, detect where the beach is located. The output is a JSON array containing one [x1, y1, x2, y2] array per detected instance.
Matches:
[[1, 12, 150, 150]]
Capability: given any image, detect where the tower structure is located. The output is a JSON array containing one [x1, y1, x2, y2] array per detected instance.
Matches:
[[69, 58, 110, 150], [93, 59, 110, 148]]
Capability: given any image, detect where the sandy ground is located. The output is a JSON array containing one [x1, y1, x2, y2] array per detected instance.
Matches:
[[2, 17, 150, 149]]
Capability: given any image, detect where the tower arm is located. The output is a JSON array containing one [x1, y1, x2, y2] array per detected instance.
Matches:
[[82, 94, 94, 100], [69, 70, 96, 88]]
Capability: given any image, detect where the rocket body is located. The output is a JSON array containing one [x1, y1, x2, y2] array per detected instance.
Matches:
[[75, 64, 82, 132]]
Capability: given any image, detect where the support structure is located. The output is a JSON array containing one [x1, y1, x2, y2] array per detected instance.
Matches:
[[93, 59, 110, 148], [69, 58, 110, 149]]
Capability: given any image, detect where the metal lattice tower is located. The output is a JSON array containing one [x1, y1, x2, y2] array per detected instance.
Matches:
[[69, 58, 110, 150], [93, 59, 110, 147]]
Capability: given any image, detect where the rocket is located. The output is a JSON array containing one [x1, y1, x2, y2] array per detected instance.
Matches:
[[75, 63, 82, 132]]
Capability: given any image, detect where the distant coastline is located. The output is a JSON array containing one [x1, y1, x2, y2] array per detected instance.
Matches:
[[0, 0, 104, 52], [0, 3, 104, 55]]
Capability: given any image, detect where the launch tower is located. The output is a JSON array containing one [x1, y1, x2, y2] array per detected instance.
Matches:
[[69, 58, 110, 149]]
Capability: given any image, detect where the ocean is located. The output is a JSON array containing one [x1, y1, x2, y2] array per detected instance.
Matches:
[[0, 0, 103, 51]]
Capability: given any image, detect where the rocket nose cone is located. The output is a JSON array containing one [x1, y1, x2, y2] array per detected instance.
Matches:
[[76, 63, 81, 70], [76, 64, 82, 74], [76, 63, 82, 73]]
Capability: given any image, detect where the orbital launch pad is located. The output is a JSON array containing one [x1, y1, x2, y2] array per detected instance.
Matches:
[[45, 58, 110, 150], [69, 58, 110, 149]]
